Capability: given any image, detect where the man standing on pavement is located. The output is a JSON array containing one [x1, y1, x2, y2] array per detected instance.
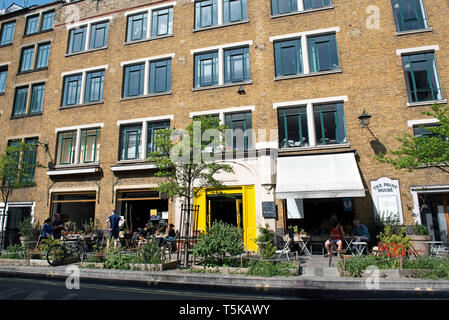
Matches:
[[52, 213, 65, 240], [106, 210, 120, 249]]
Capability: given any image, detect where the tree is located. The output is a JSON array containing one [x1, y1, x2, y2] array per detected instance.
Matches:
[[148, 116, 234, 265], [377, 103, 449, 174], [0, 142, 42, 249]]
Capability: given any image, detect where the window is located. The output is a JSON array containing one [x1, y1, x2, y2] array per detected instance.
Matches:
[[223, 0, 248, 23], [313, 103, 346, 145], [402, 52, 443, 103], [57, 131, 76, 165], [225, 112, 253, 151], [123, 64, 145, 97], [23, 137, 38, 181], [41, 11, 55, 31], [392, 0, 428, 32], [413, 124, 440, 139], [149, 59, 172, 94], [89, 21, 109, 49], [120, 125, 142, 160], [308, 34, 339, 72], [56, 125, 102, 166], [29, 83, 45, 114], [303, 0, 331, 10], [195, 52, 218, 88], [12, 86, 29, 117], [12, 83, 45, 117], [195, 0, 218, 29], [80, 129, 100, 163], [147, 121, 170, 153], [271, 0, 298, 15], [25, 15, 39, 35], [0, 21, 15, 45], [127, 12, 148, 42], [36, 43, 50, 69], [274, 39, 303, 77], [278, 107, 309, 148], [224, 47, 250, 83], [68, 26, 87, 54], [62, 67, 106, 106], [20, 47, 35, 72], [62, 74, 82, 106], [152, 7, 173, 37], [7, 137, 38, 182], [85, 70, 105, 103], [0, 66, 7, 94]]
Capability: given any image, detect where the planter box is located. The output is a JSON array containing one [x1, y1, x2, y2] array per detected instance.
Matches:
[[80, 262, 104, 269], [191, 265, 249, 275], [130, 260, 178, 271], [0, 258, 28, 266], [409, 235, 432, 256], [29, 259, 50, 266], [378, 243, 406, 257], [339, 267, 432, 279]]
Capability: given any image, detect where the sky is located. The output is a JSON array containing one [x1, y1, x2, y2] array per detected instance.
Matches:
[[1, 0, 56, 10]]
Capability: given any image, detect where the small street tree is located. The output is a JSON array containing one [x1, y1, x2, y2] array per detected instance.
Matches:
[[0, 142, 42, 250], [148, 116, 234, 265], [377, 103, 449, 174]]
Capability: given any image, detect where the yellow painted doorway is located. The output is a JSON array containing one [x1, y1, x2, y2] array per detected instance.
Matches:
[[194, 185, 257, 252]]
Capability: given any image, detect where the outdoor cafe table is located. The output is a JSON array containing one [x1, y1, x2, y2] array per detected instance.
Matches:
[[425, 241, 444, 257], [342, 236, 354, 252], [295, 235, 311, 256]]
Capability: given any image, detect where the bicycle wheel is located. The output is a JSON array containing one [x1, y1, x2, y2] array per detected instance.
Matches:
[[47, 245, 66, 266]]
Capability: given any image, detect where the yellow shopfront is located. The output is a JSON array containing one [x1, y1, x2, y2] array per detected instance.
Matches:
[[194, 185, 257, 252]]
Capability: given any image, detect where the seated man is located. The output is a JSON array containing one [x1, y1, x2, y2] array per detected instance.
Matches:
[[138, 224, 151, 248], [324, 221, 344, 257], [351, 219, 370, 254]]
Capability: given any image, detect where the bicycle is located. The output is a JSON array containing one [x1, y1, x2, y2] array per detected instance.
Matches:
[[46, 235, 87, 267]]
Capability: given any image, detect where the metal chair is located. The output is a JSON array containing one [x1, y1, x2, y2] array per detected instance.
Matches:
[[275, 238, 292, 262]]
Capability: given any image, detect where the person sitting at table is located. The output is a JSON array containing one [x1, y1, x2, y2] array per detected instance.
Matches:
[[351, 219, 371, 254], [154, 228, 164, 247], [163, 224, 177, 251], [138, 224, 151, 248], [324, 221, 344, 257]]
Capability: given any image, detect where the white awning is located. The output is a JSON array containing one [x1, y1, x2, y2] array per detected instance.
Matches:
[[276, 152, 366, 199]]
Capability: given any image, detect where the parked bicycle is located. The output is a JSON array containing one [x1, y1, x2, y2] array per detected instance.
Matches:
[[46, 235, 87, 267]]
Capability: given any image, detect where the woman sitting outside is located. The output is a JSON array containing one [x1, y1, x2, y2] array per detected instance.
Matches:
[[324, 221, 344, 257]]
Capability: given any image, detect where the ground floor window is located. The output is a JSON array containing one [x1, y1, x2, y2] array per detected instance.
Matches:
[[50, 192, 96, 231], [286, 198, 355, 235], [2, 205, 32, 248], [116, 190, 168, 232]]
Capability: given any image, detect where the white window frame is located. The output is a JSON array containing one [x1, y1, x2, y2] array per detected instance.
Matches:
[[117, 115, 174, 161], [61, 65, 108, 106], [67, 16, 112, 53], [191, 40, 253, 86], [269, 27, 340, 76], [124, 1, 177, 41], [273, 96, 348, 148], [55, 123, 104, 166]]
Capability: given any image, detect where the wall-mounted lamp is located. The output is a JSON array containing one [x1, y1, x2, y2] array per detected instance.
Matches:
[[358, 109, 378, 140], [238, 86, 246, 95]]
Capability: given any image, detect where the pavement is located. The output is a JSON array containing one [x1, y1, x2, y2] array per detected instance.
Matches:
[[1, 259, 449, 299]]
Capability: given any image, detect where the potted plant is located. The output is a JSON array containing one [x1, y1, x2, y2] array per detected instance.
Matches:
[[19, 217, 34, 245], [407, 223, 432, 256]]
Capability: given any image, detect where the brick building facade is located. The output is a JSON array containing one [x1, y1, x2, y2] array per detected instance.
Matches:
[[0, 0, 448, 250]]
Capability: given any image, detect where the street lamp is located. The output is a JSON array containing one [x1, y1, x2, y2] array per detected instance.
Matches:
[[358, 109, 378, 140]]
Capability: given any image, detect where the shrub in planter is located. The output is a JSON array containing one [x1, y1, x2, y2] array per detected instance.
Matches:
[[408, 223, 432, 256], [256, 224, 276, 260], [193, 221, 244, 264], [141, 239, 162, 264], [377, 226, 411, 258], [0, 244, 24, 259]]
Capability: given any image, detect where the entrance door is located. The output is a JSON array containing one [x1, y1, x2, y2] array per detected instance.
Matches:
[[207, 194, 242, 227], [5, 206, 31, 247], [420, 193, 449, 242]]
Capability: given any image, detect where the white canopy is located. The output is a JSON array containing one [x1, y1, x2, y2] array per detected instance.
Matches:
[[276, 152, 366, 199]]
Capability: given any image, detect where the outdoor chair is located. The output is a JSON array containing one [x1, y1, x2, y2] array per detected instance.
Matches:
[[328, 237, 346, 267], [309, 235, 325, 255], [275, 238, 292, 262]]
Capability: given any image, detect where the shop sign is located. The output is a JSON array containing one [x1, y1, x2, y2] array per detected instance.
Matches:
[[370, 177, 403, 223], [262, 202, 276, 218]]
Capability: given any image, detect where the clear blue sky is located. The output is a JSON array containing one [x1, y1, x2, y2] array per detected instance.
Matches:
[[1, 0, 56, 10]]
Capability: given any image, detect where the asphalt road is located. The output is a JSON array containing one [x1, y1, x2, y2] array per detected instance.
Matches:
[[0, 276, 296, 300]]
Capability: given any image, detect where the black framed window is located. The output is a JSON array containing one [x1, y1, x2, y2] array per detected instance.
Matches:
[[29, 83, 45, 114], [147, 121, 170, 154], [127, 12, 148, 42], [85, 70, 105, 103], [402, 53, 443, 103], [90, 21, 109, 49], [12, 86, 29, 117], [274, 39, 303, 77], [19, 46, 35, 72], [68, 26, 87, 54], [120, 124, 143, 160], [194, 52, 219, 88], [278, 107, 309, 148], [41, 11, 55, 31], [308, 33, 339, 72], [151, 7, 173, 37], [223, 0, 248, 23], [313, 103, 347, 145], [62, 74, 82, 106], [195, 0, 218, 29], [303, 0, 331, 10], [0, 66, 7, 94], [0, 21, 16, 45], [225, 112, 253, 151], [25, 15, 39, 35], [123, 64, 145, 97], [271, 0, 298, 15], [56, 131, 76, 165], [149, 59, 172, 94], [224, 47, 250, 83], [36, 43, 50, 69], [392, 0, 428, 32]]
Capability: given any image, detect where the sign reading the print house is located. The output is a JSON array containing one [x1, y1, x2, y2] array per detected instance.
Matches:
[[370, 177, 403, 224]]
